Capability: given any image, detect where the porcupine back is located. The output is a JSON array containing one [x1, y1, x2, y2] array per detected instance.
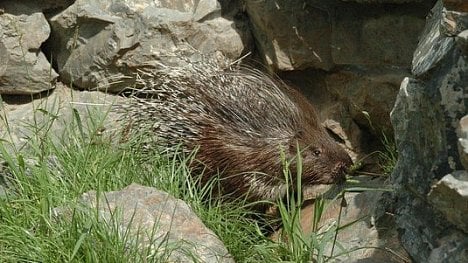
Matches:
[[121, 60, 352, 202]]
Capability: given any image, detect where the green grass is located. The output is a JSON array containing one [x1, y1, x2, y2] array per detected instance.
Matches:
[[378, 133, 398, 176], [273, 148, 340, 263], [0, 98, 350, 262]]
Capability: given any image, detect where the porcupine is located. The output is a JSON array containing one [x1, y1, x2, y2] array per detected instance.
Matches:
[[120, 59, 352, 203]]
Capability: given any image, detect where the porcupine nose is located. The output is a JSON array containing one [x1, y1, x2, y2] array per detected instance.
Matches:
[[335, 155, 353, 183]]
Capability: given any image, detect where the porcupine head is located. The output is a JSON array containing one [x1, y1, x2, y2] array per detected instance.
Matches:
[[279, 86, 353, 190], [287, 127, 353, 187]]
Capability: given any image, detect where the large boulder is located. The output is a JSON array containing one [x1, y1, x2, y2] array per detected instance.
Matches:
[[48, 0, 251, 92], [57, 184, 234, 263], [0, 3, 58, 95]]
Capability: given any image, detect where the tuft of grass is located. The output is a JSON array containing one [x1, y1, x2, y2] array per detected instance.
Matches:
[[345, 111, 398, 179], [378, 133, 398, 176]]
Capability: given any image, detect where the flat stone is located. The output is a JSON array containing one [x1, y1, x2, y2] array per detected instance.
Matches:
[[428, 171, 468, 233], [0, 83, 123, 153]]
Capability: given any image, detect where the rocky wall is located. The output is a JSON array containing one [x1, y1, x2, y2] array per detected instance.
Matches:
[[390, 0, 467, 261]]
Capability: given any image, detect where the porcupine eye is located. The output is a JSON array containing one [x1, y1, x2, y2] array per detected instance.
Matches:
[[312, 148, 321, 156]]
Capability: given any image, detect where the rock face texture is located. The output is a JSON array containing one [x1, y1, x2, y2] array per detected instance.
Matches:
[[47, 0, 250, 92], [244, 0, 429, 71], [390, 0, 468, 261]]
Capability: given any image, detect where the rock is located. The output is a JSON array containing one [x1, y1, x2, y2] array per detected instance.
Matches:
[[389, 0, 468, 261], [244, 0, 334, 70], [272, 177, 409, 262], [332, 7, 426, 67], [322, 119, 353, 150], [0, 83, 123, 153], [441, 8, 468, 36], [325, 67, 409, 136], [390, 77, 467, 262], [63, 184, 234, 263], [244, 0, 429, 71], [0, 10, 58, 94], [412, 1, 456, 77], [428, 171, 468, 233], [427, 232, 468, 263], [457, 115, 468, 170], [48, 0, 250, 92]]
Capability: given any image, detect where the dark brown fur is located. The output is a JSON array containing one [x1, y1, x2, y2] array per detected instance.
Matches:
[[121, 61, 352, 202]]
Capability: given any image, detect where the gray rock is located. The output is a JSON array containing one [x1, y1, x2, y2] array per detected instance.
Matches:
[[74, 184, 234, 263], [441, 7, 468, 36], [457, 115, 468, 170], [0, 11, 58, 94], [412, 1, 455, 77], [390, 76, 467, 262], [427, 232, 468, 263], [48, 0, 249, 92], [325, 67, 409, 136], [428, 171, 468, 233], [389, 0, 468, 260]]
